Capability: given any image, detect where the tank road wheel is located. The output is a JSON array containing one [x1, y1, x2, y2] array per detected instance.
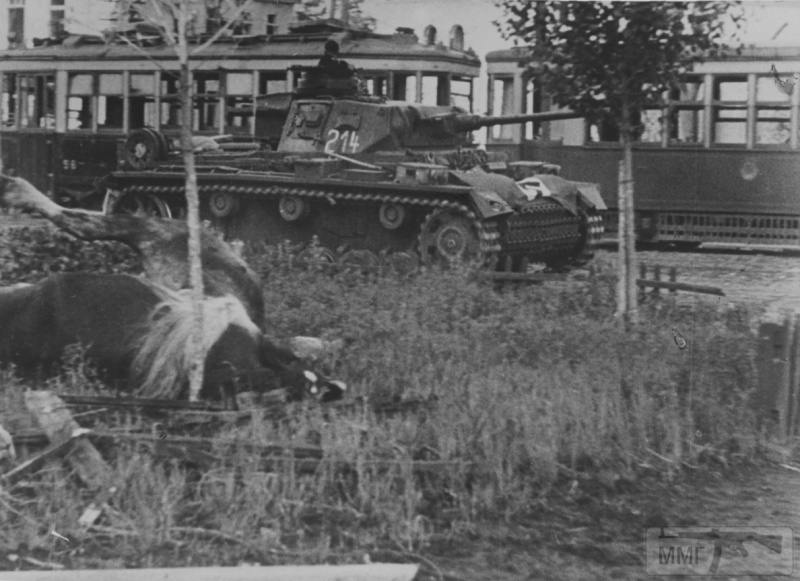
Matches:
[[418, 208, 485, 268], [208, 191, 240, 218], [379, 203, 406, 230], [103, 189, 172, 219], [296, 246, 336, 270], [279, 196, 309, 222], [338, 249, 381, 273], [386, 251, 419, 277]]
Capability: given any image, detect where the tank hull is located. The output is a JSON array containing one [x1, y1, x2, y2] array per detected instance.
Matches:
[[105, 166, 603, 271]]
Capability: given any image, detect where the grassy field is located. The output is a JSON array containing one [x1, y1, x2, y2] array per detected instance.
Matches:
[[0, 229, 768, 576]]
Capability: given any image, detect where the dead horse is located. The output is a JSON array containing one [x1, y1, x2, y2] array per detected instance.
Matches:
[[0, 272, 345, 405]]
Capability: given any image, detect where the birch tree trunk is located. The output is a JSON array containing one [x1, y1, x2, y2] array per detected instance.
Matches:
[[176, 5, 205, 401], [616, 103, 638, 324]]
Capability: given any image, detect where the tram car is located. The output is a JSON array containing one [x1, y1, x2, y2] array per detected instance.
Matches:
[[485, 45, 800, 248], [0, 20, 479, 208]]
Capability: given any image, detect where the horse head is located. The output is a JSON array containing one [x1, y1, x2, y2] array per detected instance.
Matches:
[[254, 334, 347, 403]]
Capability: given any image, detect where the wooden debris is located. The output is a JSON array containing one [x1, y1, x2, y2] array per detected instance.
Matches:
[[23, 390, 110, 489], [0, 563, 419, 581], [78, 486, 119, 528], [0, 437, 75, 485]]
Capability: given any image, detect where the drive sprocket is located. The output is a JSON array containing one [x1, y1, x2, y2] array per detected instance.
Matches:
[[417, 206, 498, 268]]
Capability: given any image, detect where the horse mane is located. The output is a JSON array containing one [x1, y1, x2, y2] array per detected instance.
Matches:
[[130, 285, 260, 399]]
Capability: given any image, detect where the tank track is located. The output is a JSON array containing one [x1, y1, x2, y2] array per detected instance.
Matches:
[[115, 177, 590, 271]]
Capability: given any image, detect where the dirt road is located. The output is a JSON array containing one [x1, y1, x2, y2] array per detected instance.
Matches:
[[427, 460, 800, 580]]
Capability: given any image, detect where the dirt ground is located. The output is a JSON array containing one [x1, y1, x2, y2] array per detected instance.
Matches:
[[419, 455, 800, 580]]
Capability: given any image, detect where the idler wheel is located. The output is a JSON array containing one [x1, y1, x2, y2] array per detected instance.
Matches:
[[379, 203, 406, 230], [279, 196, 309, 222], [208, 191, 240, 218], [124, 129, 166, 170], [418, 208, 483, 267]]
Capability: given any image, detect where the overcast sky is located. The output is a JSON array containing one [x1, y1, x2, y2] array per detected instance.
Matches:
[[361, 0, 800, 57]]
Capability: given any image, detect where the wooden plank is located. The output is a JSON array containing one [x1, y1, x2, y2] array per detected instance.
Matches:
[[23, 391, 111, 489], [485, 271, 568, 282], [0, 563, 419, 581], [789, 313, 800, 437], [635, 278, 725, 296]]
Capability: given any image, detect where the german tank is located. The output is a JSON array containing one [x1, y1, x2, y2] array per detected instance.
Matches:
[[104, 66, 605, 272]]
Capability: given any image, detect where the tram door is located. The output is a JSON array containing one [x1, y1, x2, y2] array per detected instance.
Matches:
[[0, 73, 56, 195]]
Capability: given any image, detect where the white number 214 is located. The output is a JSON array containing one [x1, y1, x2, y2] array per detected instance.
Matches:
[[324, 129, 360, 154]]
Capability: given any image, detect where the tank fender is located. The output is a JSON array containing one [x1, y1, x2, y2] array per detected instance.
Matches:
[[575, 182, 607, 211], [469, 189, 513, 219], [530, 174, 605, 215]]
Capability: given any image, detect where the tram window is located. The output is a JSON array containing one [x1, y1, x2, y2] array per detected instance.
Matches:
[[160, 73, 181, 130], [712, 77, 747, 145], [392, 74, 416, 102], [670, 108, 705, 144], [667, 78, 705, 144], [522, 78, 542, 139], [258, 72, 287, 96], [362, 75, 387, 97], [193, 72, 220, 131], [755, 76, 791, 145], [1, 74, 16, 129], [756, 109, 791, 144], [14, 74, 55, 130], [421, 75, 438, 106], [67, 73, 93, 130], [451, 77, 472, 111], [639, 109, 663, 143], [98, 73, 123, 129], [491, 77, 513, 140], [757, 76, 790, 102], [225, 72, 254, 133], [130, 73, 156, 129]]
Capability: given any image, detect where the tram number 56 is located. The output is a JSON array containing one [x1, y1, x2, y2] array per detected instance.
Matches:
[[324, 128, 361, 154]]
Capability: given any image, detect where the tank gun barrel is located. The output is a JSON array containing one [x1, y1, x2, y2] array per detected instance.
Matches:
[[428, 110, 580, 133]]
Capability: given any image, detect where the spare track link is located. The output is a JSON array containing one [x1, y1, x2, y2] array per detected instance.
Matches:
[[503, 198, 585, 257]]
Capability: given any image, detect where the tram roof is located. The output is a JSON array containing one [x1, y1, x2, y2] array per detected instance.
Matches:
[[486, 44, 800, 65], [0, 23, 481, 71]]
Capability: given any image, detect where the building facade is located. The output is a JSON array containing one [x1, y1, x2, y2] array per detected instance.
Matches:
[[0, 0, 297, 49]]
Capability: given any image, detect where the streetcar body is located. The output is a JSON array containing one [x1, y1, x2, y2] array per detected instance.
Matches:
[[0, 22, 479, 207]]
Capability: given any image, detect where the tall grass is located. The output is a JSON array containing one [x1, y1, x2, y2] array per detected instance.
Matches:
[[0, 243, 763, 566]]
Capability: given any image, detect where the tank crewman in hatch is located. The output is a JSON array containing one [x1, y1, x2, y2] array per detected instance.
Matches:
[[318, 40, 354, 79]]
